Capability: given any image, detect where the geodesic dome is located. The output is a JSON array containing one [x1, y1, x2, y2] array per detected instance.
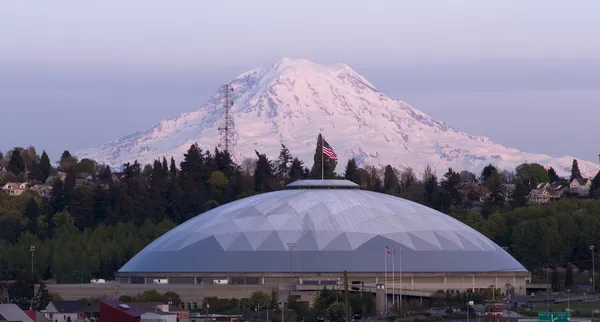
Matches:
[[119, 180, 525, 273]]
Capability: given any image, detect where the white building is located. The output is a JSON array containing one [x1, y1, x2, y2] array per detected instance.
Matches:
[[141, 311, 177, 322]]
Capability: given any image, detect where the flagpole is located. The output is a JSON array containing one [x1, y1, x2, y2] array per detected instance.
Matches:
[[392, 245, 395, 309], [399, 247, 403, 314], [384, 247, 387, 315], [321, 135, 324, 180]]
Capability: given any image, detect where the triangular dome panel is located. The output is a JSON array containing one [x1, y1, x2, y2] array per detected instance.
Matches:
[[344, 232, 377, 250], [455, 233, 485, 251], [227, 234, 254, 251], [433, 231, 464, 251], [244, 231, 273, 250], [294, 230, 320, 251], [381, 232, 416, 250], [407, 231, 442, 251], [313, 231, 343, 250], [255, 231, 287, 251], [177, 233, 211, 250], [267, 214, 295, 230], [276, 230, 307, 247], [323, 233, 353, 251], [233, 216, 273, 232], [215, 232, 242, 250]]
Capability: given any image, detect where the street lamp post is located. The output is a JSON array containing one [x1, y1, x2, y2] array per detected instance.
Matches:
[[567, 289, 570, 311], [591, 245, 596, 293], [30, 246, 35, 311], [285, 242, 296, 322], [205, 303, 210, 322], [546, 268, 549, 312], [286, 242, 297, 282]]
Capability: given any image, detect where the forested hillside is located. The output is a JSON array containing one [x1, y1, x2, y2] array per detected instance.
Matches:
[[1, 135, 600, 291]]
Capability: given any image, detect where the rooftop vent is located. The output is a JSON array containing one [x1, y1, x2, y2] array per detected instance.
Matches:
[[285, 179, 359, 190], [118, 304, 130, 310]]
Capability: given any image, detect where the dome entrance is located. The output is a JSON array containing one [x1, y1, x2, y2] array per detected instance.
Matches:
[[284, 179, 360, 190]]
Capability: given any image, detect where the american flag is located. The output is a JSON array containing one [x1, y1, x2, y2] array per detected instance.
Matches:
[[322, 139, 338, 161], [385, 246, 392, 254]]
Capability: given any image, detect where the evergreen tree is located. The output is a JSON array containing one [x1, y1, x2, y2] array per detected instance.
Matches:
[[162, 157, 169, 177], [288, 158, 305, 183], [254, 151, 275, 193], [344, 159, 359, 184], [485, 170, 505, 205], [383, 165, 399, 193], [51, 179, 65, 214], [7, 148, 25, 176], [310, 134, 337, 179], [440, 168, 461, 212], [33, 282, 52, 310], [570, 159, 582, 181], [169, 157, 177, 180], [422, 165, 439, 209], [179, 144, 205, 220], [29, 160, 45, 183], [480, 164, 498, 183], [565, 264, 574, 287], [62, 171, 77, 206], [547, 167, 560, 183], [276, 144, 292, 181], [551, 269, 560, 291], [39, 151, 52, 182], [22, 197, 40, 235], [98, 165, 112, 182], [69, 186, 95, 230], [59, 150, 76, 171], [591, 171, 600, 198]]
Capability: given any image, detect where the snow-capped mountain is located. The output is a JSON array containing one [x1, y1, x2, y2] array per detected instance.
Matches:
[[77, 58, 599, 177]]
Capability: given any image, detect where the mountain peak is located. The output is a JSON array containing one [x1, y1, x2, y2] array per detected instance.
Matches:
[[76, 59, 600, 178]]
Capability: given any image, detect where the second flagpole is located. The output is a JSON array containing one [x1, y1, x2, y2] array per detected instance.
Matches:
[[321, 134, 324, 180]]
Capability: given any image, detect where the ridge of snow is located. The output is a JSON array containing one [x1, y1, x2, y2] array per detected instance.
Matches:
[[76, 58, 600, 177]]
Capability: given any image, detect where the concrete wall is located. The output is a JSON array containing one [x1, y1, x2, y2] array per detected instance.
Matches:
[[39, 271, 530, 305]]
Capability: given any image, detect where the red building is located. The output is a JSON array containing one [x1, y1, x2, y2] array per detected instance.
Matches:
[[484, 301, 504, 322], [100, 301, 144, 322]]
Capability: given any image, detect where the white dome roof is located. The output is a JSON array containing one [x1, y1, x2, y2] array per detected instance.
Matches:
[[119, 180, 525, 273]]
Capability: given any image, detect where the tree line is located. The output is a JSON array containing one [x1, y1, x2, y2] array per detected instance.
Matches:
[[1, 134, 600, 290]]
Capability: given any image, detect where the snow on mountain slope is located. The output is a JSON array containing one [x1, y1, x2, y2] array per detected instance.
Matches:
[[77, 58, 599, 177]]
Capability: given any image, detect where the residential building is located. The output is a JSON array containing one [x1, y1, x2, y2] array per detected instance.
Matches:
[[29, 184, 53, 199], [528, 188, 551, 204], [0, 304, 34, 322], [24, 310, 52, 322], [1, 182, 28, 197], [43, 300, 97, 322], [111, 172, 126, 182], [570, 177, 592, 197]]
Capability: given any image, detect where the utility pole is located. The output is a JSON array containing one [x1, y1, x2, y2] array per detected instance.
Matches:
[[30, 245, 35, 311], [344, 270, 350, 322], [591, 245, 596, 293]]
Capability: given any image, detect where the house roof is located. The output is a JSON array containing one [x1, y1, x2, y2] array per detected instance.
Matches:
[[48, 300, 90, 313], [101, 301, 149, 317], [572, 177, 590, 185], [2, 182, 22, 189], [25, 310, 52, 322], [0, 304, 35, 322]]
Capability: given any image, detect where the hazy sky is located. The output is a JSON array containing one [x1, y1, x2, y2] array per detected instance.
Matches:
[[2, 0, 599, 163]]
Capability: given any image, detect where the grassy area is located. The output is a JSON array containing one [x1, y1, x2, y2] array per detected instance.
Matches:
[[522, 300, 599, 314]]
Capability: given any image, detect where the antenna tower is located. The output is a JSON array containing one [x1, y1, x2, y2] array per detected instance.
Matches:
[[218, 83, 235, 154]]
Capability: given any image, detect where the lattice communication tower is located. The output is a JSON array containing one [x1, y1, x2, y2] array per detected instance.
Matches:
[[218, 83, 235, 155]]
